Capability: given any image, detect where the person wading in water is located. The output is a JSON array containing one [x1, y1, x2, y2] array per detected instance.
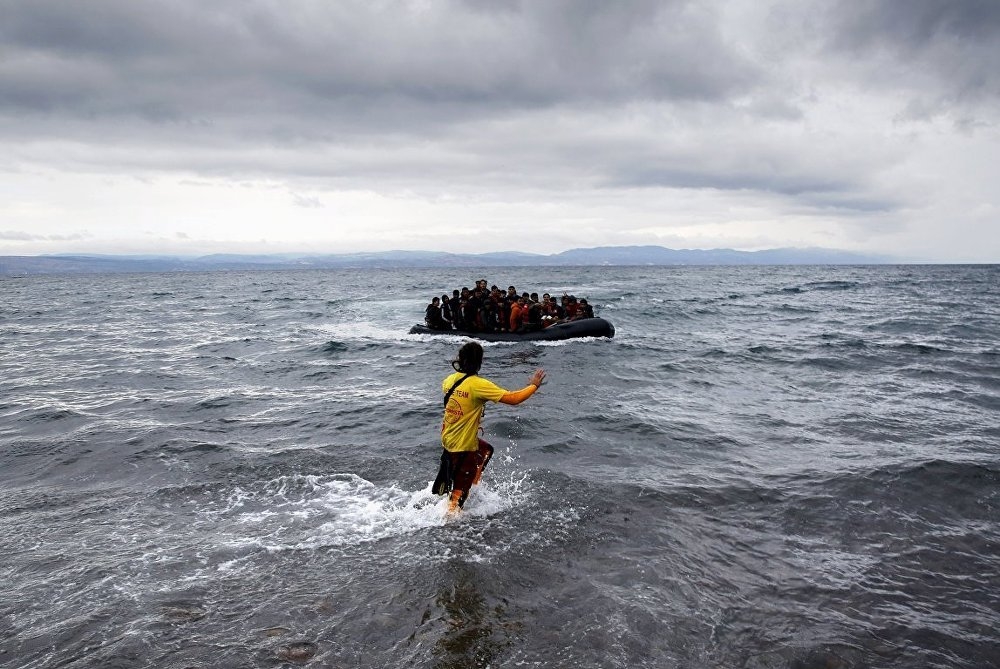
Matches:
[[432, 342, 546, 513]]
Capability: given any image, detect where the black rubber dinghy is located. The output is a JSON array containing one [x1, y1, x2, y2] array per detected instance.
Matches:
[[409, 317, 615, 342]]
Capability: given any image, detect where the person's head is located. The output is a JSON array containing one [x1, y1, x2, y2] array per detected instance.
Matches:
[[452, 342, 484, 374], [530, 293, 538, 302], [580, 298, 588, 305], [452, 289, 460, 297], [507, 286, 516, 294], [432, 297, 440, 305]]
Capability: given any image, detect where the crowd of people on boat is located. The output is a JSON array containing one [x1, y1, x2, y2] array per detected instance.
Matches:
[[424, 279, 596, 333]]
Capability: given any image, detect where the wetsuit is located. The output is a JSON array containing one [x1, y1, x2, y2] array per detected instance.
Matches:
[[432, 372, 539, 510]]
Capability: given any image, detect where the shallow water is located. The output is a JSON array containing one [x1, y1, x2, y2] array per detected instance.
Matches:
[[1, 265, 998, 668]]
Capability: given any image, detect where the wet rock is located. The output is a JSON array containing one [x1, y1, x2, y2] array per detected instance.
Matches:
[[160, 604, 206, 623], [276, 641, 317, 664], [312, 597, 334, 613]]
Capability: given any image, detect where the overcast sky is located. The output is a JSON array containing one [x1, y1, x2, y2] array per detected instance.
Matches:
[[2, 0, 998, 261]]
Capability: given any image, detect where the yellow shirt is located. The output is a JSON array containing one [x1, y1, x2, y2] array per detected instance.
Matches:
[[441, 372, 508, 452]]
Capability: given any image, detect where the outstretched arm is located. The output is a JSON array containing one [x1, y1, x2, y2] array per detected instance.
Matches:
[[499, 369, 547, 405]]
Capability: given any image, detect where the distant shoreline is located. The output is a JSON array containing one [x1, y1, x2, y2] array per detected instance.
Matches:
[[0, 245, 928, 275]]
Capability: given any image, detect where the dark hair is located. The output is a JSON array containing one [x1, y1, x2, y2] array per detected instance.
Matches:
[[452, 342, 484, 374]]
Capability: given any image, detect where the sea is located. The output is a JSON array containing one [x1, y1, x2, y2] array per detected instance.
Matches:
[[1, 264, 998, 669]]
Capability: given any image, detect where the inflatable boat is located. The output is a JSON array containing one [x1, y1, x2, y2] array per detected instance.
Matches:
[[408, 317, 615, 342]]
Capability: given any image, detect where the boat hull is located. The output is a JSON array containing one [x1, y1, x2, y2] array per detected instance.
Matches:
[[408, 317, 615, 342]]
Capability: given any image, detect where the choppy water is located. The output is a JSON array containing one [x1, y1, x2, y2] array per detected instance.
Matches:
[[1, 265, 998, 668]]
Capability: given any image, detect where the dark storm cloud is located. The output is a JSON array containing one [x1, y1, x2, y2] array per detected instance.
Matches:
[[830, 0, 1000, 53], [1, 0, 804, 201], [2, 0, 991, 238], [822, 0, 1000, 112], [614, 165, 851, 198], [607, 160, 900, 215], [0, 0, 759, 129]]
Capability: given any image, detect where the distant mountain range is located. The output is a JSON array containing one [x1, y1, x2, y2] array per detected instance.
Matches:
[[0, 246, 896, 275]]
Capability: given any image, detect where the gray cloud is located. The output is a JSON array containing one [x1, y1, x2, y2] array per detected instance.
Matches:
[[3, 1, 993, 138], [0, 1, 757, 117], [0, 0, 997, 260], [820, 0, 1000, 118], [0, 230, 90, 241], [828, 0, 1000, 56], [0, 230, 37, 241]]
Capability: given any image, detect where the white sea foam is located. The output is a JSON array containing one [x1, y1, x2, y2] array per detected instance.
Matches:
[[536, 336, 611, 347], [316, 321, 412, 343], [212, 472, 530, 554], [404, 331, 525, 349], [405, 331, 468, 344]]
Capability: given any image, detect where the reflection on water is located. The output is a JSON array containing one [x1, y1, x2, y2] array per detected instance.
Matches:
[[431, 562, 519, 669]]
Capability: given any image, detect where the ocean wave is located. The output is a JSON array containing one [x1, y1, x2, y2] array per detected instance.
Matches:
[[4, 265, 1000, 668]]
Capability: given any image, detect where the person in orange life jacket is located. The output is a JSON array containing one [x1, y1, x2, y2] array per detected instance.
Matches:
[[516, 292, 532, 330], [432, 342, 546, 512], [508, 296, 527, 332], [562, 294, 579, 320], [499, 286, 517, 331]]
